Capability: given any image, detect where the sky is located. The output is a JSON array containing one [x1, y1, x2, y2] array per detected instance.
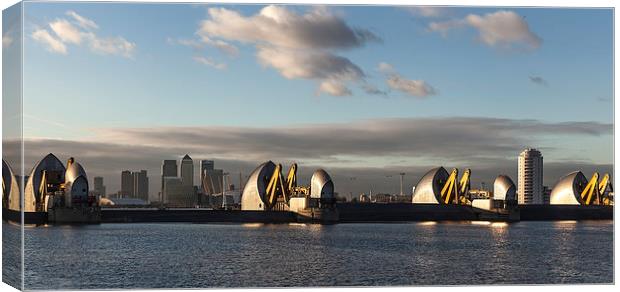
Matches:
[[2, 2, 614, 200]]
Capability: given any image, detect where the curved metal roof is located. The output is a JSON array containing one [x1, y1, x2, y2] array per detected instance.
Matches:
[[310, 169, 334, 199], [493, 175, 516, 201], [412, 167, 449, 204], [65, 159, 88, 185], [240, 161, 276, 210], [3, 159, 21, 211], [24, 153, 66, 212], [550, 171, 587, 205]]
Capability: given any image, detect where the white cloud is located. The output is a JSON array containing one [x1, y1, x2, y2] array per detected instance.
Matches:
[[318, 80, 352, 96], [31, 11, 135, 58], [193, 56, 227, 70], [66, 10, 99, 30], [429, 10, 542, 50], [32, 28, 67, 54], [2, 34, 13, 48], [377, 62, 395, 73], [386, 75, 436, 97], [193, 5, 380, 96], [198, 35, 239, 56], [89, 36, 135, 58], [198, 5, 378, 50], [379, 62, 436, 98], [49, 19, 83, 44], [257, 46, 363, 81]]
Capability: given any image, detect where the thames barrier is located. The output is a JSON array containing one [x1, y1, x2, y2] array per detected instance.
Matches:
[[1, 154, 613, 225]]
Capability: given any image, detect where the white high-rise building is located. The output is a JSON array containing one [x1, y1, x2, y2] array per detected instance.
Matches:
[[180, 154, 194, 187], [518, 148, 543, 205]]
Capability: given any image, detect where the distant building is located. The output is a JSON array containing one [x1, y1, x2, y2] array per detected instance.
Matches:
[[203, 168, 224, 195], [133, 170, 149, 202], [161, 159, 178, 201], [542, 186, 551, 205], [163, 177, 195, 207], [518, 148, 544, 205], [181, 154, 194, 187], [121, 170, 133, 198], [93, 176, 106, 197]]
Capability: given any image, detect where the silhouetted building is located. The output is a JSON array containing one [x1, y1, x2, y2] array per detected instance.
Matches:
[[121, 170, 133, 198], [93, 176, 106, 197], [181, 154, 194, 187], [133, 170, 149, 202]]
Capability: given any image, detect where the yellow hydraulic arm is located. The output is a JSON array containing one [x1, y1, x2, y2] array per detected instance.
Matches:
[[441, 168, 459, 204], [265, 164, 289, 209], [580, 172, 599, 205], [458, 169, 471, 204], [598, 173, 613, 205], [286, 163, 297, 193], [598, 173, 610, 195]]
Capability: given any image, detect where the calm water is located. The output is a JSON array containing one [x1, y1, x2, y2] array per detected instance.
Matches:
[[4, 221, 614, 289]]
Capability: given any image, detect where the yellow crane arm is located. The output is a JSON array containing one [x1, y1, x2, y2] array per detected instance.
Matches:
[[580, 172, 599, 205]]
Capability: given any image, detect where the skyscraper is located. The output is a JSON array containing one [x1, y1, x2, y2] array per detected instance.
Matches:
[[200, 160, 214, 192], [133, 170, 149, 202], [93, 176, 106, 197], [161, 159, 177, 189], [121, 170, 133, 198], [181, 154, 194, 187], [518, 148, 544, 205]]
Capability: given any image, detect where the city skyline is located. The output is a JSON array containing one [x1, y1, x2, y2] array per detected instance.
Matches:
[[2, 3, 613, 199]]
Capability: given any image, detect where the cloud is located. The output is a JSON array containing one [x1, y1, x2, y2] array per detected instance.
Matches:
[[89, 36, 135, 58], [198, 5, 379, 50], [377, 62, 395, 73], [66, 10, 99, 30], [406, 6, 447, 18], [32, 28, 67, 54], [30, 11, 135, 58], [49, 19, 83, 44], [386, 75, 436, 97], [256, 46, 364, 80], [318, 80, 352, 96], [429, 10, 542, 50], [529, 76, 548, 86], [3, 117, 611, 198], [193, 56, 227, 70], [361, 83, 387, 96], [2, 34, 13, 48], [194, 5, 380, 96], [378, 62, 436, 98]]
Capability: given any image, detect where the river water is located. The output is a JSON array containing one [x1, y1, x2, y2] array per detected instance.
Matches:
[[2, 220, 613, 289]]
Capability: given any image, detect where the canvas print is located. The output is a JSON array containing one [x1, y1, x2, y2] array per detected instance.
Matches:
[[1, 1, 615, 290]]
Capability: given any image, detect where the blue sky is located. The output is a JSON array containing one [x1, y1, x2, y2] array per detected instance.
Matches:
[[4, 2, 613, 196]]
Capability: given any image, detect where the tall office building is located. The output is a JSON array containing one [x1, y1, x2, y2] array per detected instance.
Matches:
[[133, 170, 149, 202], [200, 160, 214, 191], [121, 170, 133, 198], [93, 176, 106, 197], [203, 168, 224, 195], [161, 159, 178, 191], [518, 148, 544, 205], [163, 177, 196, 207], [181, 154, 194, 187]]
